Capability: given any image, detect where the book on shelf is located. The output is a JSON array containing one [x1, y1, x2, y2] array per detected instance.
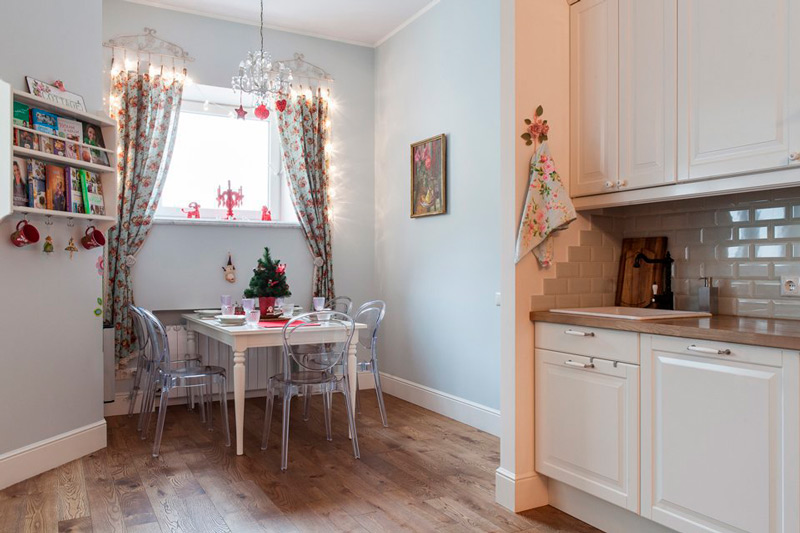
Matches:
[[83, 123, 105, 148], [31, 108, 58, 136], [53, 138, 66, 157], [45, 164, 67, 212], [80, 145, 92, 163], [17, 129, 38, 150], [28, 161, 47, 209], [57, 117, 82, 142], [13, 102, 30, 128], [90, 148, 110, 167], [39, 135, 54, 154], [66, 167, 85, 214], [65, 141, 79, 160], [12, 157, 29, 207], [81, 171, 105, 216]]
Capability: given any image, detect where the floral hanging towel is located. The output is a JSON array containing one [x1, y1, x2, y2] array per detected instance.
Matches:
[[514, 142, 576, 266]]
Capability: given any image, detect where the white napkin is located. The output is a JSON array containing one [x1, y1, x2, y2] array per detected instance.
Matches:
[[514, 142, 576, 266]]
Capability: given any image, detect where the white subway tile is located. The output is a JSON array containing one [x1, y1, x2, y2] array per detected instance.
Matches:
[[736, 298, 772, 317], [772, 262, 800, 277], [754, 207, 787, 221], [717, 245, 750, 259], [737, 226, 768, 240], [754, 244, 788, 259], [737, 262, 771, 278], [774, 224, 800, 239], [753, 280, 782, 299], [716, 209, 750, 225]]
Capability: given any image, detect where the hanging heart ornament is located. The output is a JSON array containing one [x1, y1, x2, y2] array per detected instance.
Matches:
[[275, 99, 287, 112]]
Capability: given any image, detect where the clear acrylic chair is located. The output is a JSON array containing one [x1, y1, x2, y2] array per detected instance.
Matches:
[[353, 300, 388, 427], [127, 305, 205, 432], [325, 296, 353, 316], [138, 308, 231, 457], [261, 311, 360, 470]]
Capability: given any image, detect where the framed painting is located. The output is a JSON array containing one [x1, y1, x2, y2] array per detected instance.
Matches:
[[410, 134, 447, 218]]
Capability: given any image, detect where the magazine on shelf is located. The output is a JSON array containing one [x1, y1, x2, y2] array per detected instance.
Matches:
[[13, 102, 30, 127], [90, 148, 110, 167], [81, 171, 105, 215], [82, 123, 105, 148], [80, 145, 92, 163], [12, 157, 29, 207], [39, 136, 54, 154], [45, 165, 67, 212], [65, 141, 79, 160], [17, 129, 38, 150], [53, 139, 66, 157], [57, 117, 82, 142], [66, 167, 85, 214], [31, 108, 58, 136], [28, 160, 47, 209]]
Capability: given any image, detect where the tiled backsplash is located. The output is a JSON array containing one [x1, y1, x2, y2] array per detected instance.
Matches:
[[605, 187, 800, 319]]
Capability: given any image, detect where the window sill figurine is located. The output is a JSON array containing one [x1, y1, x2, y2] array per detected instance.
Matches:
[[222, 253, 236, 283], [261, 206, 272, 221], [182, 202, 201, 219]]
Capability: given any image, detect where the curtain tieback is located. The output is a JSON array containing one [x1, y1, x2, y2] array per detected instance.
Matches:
[[311, 256, 324, 293]]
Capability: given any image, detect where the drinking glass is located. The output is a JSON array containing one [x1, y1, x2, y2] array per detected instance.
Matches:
[[221, 304, 234, 316], [312, 297, 325, 311], [242, 298, 256, 312], [245, 309, 261, 327], [220, 295, 232, 306], [280, 304, 295, 316]]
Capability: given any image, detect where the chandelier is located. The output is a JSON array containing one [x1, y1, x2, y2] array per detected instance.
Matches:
[[231, 0, 292, 104]]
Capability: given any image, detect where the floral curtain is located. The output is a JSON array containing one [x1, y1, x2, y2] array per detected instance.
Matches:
[[276, 89, 335, 299], [105, 70, 184, 369]]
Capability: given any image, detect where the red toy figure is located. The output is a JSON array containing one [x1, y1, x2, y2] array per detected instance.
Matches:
[[217, 180, 244, 220], [261, 206, 272, 221], [181, 202, 201, 219]]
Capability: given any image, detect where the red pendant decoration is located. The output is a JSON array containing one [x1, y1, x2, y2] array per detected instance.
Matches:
[[275, 99, 287, 112], [234, 105, 247, 120], [217, 180, 244, 220], [254, 104, 270, 120]]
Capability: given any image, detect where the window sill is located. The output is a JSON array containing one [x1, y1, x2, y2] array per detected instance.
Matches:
[[153, 216, 301, 229]]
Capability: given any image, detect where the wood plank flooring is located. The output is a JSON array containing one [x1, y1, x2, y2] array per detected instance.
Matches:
[[0, 393, 600, 532]]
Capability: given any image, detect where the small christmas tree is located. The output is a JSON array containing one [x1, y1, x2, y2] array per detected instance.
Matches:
[[244, 247, 292, 298]]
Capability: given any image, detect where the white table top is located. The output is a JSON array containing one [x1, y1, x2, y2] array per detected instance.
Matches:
[[182, 313, 367, 336]]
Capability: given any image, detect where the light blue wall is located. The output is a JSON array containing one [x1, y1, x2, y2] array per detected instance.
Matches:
[[374, 0, 503, 409]]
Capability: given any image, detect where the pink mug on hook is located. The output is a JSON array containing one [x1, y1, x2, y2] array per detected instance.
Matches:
[[81, 226, 106, 249], [10, 220, 40, 247]]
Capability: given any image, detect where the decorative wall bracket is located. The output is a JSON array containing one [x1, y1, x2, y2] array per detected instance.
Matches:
[[272, 52, 334, 84], [103, 27, 194, 64]]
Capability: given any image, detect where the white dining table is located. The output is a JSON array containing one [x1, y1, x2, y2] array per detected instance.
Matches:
[[182, 313, 367, 455]]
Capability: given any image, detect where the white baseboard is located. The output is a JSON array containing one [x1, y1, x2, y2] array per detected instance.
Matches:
[[0, 420, 107, 491], [377, 372, 500, 436], [495, 467, 549, 512]]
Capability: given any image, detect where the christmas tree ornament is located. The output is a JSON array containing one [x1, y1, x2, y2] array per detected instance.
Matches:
[[217, 180, 244, 220], [222, 253, 236, 283], [244, 247, 292, 318], [234, 104, 247, 120], [254, 104, 270, 120], [43, 235, 54, 254], [65, 237, 78, 259], [181, 201, 201, 218], [275, 99, 287, 112]]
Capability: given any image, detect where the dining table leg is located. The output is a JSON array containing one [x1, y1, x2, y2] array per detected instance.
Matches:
[[233, 350, 246, 455], [347, 331, 358, 439]]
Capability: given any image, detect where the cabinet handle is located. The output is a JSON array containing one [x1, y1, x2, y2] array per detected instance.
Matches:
[[790, 152, 800, 162], [617, 179, 628, 187], [604, 180, 615, 188], [687, 344, 731, 356], [564, 329, 595, 337], [565, 360, 595, 369]]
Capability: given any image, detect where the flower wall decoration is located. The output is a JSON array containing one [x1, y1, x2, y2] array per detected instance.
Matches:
[[521, 105, 549, 146]]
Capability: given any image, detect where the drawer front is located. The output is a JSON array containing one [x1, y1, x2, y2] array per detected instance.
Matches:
[[648, 334, 783, 368], [535, 321, 639, 365]]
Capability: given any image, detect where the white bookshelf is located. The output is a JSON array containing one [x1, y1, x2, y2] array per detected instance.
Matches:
[[1, 79, 118, 227]]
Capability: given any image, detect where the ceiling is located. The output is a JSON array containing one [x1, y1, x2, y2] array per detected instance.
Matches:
[[125, 0, 437, 47]]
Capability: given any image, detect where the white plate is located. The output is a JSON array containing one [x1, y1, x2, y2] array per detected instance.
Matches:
[[195, 309, 220, 316], [215, 315, 246, 324]]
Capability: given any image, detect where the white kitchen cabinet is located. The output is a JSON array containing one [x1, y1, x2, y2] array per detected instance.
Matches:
[[569, 0, 618, 197], [677, 0, 800, 181], [618, 0, 676, 191], [535, 346, 640, 512], [640, 334, 800, 533]]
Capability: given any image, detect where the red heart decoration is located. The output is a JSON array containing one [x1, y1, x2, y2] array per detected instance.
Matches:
[[276, 99, 287, 112], [254, 104, 270, 120]]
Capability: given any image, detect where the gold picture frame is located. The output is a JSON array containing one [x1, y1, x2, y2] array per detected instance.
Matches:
[[410, 134, 447, 218]]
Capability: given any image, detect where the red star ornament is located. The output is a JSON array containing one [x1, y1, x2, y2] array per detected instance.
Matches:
[[234, 105, 247, 120]]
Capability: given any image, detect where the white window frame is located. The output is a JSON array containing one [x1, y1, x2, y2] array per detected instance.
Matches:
[[155, 90, 295, 225]]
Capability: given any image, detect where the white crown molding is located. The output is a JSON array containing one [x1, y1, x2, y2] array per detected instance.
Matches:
[[123, 0, 376, 47], [374, 0, 440, 47]]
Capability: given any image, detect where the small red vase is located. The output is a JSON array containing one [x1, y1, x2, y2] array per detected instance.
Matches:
[[258, 296, 276, 317]]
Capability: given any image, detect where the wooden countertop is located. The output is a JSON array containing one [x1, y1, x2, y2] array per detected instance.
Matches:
[[530, 311, 800, 351]]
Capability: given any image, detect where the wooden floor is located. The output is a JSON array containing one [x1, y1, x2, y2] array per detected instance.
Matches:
[[0, 393, 600, 533]]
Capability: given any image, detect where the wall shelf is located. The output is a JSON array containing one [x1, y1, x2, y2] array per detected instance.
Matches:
[[14, 124, 114, 155], [13, 205, 116, 223], [12, 90, 115, 127], [12, 146, 115, 174]]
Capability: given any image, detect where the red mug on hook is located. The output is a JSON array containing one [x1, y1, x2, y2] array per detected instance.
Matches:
[[10, 220, 40, 247], [81, 226, 106, 249]]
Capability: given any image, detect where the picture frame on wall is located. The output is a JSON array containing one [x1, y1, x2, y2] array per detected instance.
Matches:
[[25, 76, 87, 112], [410, 133, 447, 218]]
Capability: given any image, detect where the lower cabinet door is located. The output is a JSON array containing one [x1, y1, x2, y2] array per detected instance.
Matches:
[[641, 336, 798, 533], [535, 349, 639, 512]]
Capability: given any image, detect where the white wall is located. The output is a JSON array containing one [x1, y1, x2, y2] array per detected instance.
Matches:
[[102, 0, 376, 313], [374, 0, 503, 410], [0, 0, 105, 456]]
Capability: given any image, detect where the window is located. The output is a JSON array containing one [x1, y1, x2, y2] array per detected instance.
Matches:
[[156, 84, 295, 223]]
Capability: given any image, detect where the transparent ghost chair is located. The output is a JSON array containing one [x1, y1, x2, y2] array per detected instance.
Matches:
[[352, 300, 388, 426], [127, 305, 205, 431], [261, 311, 359, 470], [138, 307, 230, 457], [325, 296, 353, 316]]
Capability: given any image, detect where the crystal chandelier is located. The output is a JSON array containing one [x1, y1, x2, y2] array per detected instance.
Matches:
[[231, 0, 292, 104]]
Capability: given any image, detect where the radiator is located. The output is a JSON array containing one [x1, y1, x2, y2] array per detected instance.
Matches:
[[165, 325, 282, 396]]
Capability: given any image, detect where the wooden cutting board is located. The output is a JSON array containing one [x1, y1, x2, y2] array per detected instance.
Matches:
[[615, 237, 669, 307]]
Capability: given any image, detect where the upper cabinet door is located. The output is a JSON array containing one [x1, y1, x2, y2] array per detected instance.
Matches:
[[677, 0, 800, 181], [570, 0, 619, 197], [618, 0, 677, 191]]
